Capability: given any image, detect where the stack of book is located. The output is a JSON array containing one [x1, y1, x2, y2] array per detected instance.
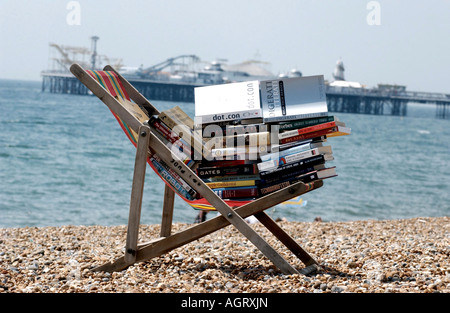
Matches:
[[193, 75, 351, 201], [149, 75, 351, 204]]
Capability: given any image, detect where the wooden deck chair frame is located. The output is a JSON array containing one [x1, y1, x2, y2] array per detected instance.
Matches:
[[70, 63, 323, 275]]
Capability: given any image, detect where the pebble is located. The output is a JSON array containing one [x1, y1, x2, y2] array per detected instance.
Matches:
[[0, 217, 449, 293]]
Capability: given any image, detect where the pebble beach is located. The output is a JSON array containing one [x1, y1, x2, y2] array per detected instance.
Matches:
[[1, 216, 449, 293]]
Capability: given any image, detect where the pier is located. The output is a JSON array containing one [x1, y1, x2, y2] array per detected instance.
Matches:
[[41, 71, 450, 118]]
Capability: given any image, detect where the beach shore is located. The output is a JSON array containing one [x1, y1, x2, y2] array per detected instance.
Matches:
[[1, 216, 448, 293]]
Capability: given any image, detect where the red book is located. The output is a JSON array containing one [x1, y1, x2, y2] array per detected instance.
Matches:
[[278, 121, 339, 140], [280, 127, 337, 144]]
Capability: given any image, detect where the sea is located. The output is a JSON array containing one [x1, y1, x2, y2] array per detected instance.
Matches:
[[1, 79, 449, 228]]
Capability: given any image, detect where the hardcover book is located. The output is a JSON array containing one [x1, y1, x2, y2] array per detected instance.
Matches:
[[260, 75, 328, 122]]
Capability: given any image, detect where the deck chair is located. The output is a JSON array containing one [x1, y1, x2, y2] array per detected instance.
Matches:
[[70, 63, 323, 275]]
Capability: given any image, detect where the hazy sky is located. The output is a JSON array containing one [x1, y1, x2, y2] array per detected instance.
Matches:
[[1, 0, 449, 93]]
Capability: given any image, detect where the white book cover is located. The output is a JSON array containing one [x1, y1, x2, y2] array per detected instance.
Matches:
[[260, 75, 328, 122], [194, 80, 262, 124]]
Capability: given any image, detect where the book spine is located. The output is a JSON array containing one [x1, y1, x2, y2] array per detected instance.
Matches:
[[213, 186, 259, 199], [149, 123, 195, 168], [259, 180, 292, 195], [278, 116, 337, 131], [200, 159, 249, 168], [150, 157, 195, 200], [257, 148, 322, 172], [196, 109, 262, 125], [278, 121, 338, 139], [260, 141, 316, 161], [152, 154, 197, 198], [202, 174, 260, 182], [263, 112, 328, 123], [280, 127, 337, 144], [260, 166, 316, 185], [259, 172, 319, 195], [159, 108, 208, 158], [206, 180, 257, 189], [259, 154, 325, 179], [151, 118, 192, 151], [202, 123, 267, 137], [210, 146, 267, 159], [159, 106, 193, 130], [197, 163, 258, 178], [207, 132, 270, 147]]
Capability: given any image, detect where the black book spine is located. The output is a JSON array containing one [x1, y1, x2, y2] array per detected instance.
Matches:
[[197, 163, 257, 178], [259, 154, 325, 180]]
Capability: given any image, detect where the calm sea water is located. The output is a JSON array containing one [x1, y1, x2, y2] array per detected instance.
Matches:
[[1, 79, 449, 228]]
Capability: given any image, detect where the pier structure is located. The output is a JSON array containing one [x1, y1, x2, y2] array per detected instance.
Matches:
[[41, 39, 450, 118], [41, 72, 450, 118]]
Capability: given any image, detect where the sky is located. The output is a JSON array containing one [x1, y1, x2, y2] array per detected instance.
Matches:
[[0, 0, 449, 93]]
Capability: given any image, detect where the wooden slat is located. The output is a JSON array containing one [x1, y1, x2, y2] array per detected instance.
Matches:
[[103, 65, 160, 117], [70, 64, 143, 134], [145, 131, 300, 274], [160, 185, 175, 237], [254, 211, 318, 266], [93, 180, 322, 272], [124, 125, 151, 264]]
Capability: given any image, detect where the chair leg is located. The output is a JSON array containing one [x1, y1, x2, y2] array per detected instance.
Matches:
[[160, 185, 175, 237], [124, 125, 150, 264], [254, 211, 318, 267]]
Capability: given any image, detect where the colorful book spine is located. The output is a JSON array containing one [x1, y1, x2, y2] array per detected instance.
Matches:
[[280, 127, 337, 144], [150, 116, 191, 152], [212, 186, 259, 199], [150, 156, 196, 200], [278, 116, 338, 131], [150, 123, 194, 168], [159, 106, 209, 158], [278, 121, 340, 140], [202, 174, 260, 183], [152, 154, 197, 198], [260, 141, 323, 161], [206, 180, 258, 189], [325, 126, 352, 137]]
